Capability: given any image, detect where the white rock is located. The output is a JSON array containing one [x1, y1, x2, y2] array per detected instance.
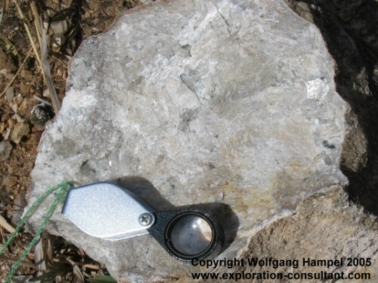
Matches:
[[306, 78, 329, 100], [5, 87, 14, 102], [29, 0, 349, 281], [10, 122, 30, 144], [0, 140, 12, 161]]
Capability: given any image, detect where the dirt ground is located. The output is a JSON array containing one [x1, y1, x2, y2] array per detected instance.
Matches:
[[0, 0, 143, 281]]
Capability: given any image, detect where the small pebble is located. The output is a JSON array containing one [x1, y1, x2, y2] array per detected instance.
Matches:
[[5, 87, 14, 102], [20, 70, 33, 79], [10, 102, 18, 113], [43, 89, 50, 97], [31, 104, 54, 130], [50, 20, 68, 35], [10, 122, 30, 144], [11, 193, 27, 223], [19, 83, 29, 94], [0, 140, 12, 160], [18, 99, 29, 113], [3, 128, 11, 140], [14, 113, 26, 123], [7, 118, 16, 128], [3, 175, 18, 187], [15, 93, 24, 105], [1, 113, 10, 122]]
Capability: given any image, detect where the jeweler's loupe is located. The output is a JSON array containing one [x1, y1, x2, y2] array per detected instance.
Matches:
[[61, 182, 222, 260]]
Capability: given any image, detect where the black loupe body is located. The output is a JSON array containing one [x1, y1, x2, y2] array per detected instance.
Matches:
[[147, 210, 222, 261]]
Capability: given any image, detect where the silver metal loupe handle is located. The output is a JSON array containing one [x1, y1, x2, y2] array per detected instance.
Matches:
[[61, 182, 221, 260]]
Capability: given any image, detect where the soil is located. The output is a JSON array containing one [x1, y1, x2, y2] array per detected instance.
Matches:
[[0, 0, 143, 281]]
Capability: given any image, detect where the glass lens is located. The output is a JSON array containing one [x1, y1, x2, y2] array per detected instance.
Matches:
[[169, 215, 213, 256]]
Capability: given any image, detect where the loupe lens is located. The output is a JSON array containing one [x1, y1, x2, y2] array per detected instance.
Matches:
[[166, 212, 216, 259], [148, 210, 221, 260], [169, 215, 213, 255]]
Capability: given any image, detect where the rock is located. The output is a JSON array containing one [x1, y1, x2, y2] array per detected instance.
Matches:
[[0, 140, 12, 161], [140, 0, 156, 4], [28, 0, 354, 281], [221, 185, 378, 282], [5, 87, 14, 102], [284, 0, 378, 216], [30, 104, 54, 130], [10, 122, 30, 144]]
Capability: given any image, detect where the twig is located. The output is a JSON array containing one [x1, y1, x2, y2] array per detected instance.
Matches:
[[0, 48, 32, 97], [41, 17, 61, 113], [0, 255, 37, 268], [12, 0, 61, 114], [66, 258, 85, 282], [33, 95, 53, 106], [12, 0, 43, 72], [34, 235, 47, 272], [30, 1, 42, 47], [81, 264, 101, 270], [0, 214, 15, 233]]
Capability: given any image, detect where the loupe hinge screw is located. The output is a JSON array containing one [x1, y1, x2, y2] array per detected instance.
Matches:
[[138, 213, 153, 226]]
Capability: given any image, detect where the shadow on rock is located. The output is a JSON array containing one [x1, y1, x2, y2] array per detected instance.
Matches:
[[284, 0, 378, 215], [109, 176, 239, 255]]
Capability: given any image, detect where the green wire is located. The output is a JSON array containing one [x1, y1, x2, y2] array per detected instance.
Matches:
[[0, 181, 74, 283]]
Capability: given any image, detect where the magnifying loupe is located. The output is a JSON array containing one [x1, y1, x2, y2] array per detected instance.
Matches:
[[61, 182, 222, 260]]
